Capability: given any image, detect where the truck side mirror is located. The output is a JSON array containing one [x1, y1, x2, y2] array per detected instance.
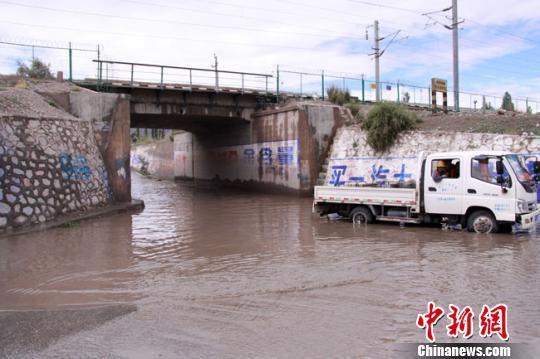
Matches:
[[497, 175, 508, 193], [534, 161, 540, 174], [496, 160, 504, 175]]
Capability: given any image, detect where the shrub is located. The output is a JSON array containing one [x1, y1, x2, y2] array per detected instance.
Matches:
[[327, 85, 350, 105], [501, 92, 514, 112], [402, 91, 410, 103], [16, 58, 53, 79], [361, 102, 418, 153]]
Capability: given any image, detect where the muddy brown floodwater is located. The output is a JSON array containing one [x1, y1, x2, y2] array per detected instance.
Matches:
[[1, 172, 540, 358]]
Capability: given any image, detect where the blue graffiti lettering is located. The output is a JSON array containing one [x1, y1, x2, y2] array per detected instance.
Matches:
[[277, 146, 294, 166], [349, 176, 365, 183], [371, 164, 389, 185], [260, 148, 272, 165], [330, 165, 347, 187], [393, 164, 412, 182], [243, 148, 255, 161], [59, 153, 91, 181]]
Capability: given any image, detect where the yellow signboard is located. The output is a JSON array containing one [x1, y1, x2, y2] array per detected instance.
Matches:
[[370, 83, 377, 89], [431, 78, 447, 92]]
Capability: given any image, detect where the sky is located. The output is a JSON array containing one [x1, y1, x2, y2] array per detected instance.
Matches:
[[1, 0, 540, 110]]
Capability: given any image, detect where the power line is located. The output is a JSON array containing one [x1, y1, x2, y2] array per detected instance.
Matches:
[[465, 18, 540, 47], [122, 0, 360, 38], [345, 0, 427, 14], [0, 0, 364, 40], [0, 40, 96, 52], [389, 40, 540, 78], [0, 19, 332, 51]]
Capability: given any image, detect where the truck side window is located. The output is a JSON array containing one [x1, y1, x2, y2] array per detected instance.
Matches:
[[471, 157, 511, 187], [431, 159, 460, 182]]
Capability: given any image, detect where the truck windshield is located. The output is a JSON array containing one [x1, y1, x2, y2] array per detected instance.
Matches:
[[504, 154, 535, 192]]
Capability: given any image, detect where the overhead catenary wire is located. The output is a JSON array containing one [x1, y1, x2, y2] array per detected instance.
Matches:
[[0, 0, 367, 40], [0, 40, 96, 52], [0, 20, 339, 51], [122, 0, 362, 38]]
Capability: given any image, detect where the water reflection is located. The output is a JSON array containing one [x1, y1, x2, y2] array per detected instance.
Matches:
[[1, 172, 539, 357]]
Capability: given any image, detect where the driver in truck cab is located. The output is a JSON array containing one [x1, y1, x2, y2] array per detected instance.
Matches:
[[433, 160, 448, 182], [433, 160, 459, 182]]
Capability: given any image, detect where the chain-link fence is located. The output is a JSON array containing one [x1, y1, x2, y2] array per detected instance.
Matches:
[[0, 39, 99, 81], [276, 66, 540, 114]]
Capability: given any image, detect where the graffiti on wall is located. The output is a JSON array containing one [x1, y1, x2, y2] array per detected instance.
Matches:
[[200, 139, 300, 187], [59, 153, 91, 181], [210, 140, 298, 169], [243, 148, 255, 162], [260, 148, 273, 165], [277, 146, 294, 166], [328, 156, 417, 187], [330, 165, 347, 186]]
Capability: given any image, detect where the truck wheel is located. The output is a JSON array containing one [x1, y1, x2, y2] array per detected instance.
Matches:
[[350, 207, 374, 224], [467, 210, 498, 234]]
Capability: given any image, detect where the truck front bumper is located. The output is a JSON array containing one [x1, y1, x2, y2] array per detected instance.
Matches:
[[518, 208, 540, 230]]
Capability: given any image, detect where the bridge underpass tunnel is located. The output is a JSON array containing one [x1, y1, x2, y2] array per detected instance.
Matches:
[[127, 88, 348, 194]]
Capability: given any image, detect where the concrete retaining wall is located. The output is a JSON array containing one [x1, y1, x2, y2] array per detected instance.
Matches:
[[131, 139, 175, 179], [324, 125, 540, 188], [70, 92, 132, 202]]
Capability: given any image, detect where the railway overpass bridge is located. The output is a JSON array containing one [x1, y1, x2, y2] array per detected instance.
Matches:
[[75, 60, 347, 194], [75, 60, 276, 133]]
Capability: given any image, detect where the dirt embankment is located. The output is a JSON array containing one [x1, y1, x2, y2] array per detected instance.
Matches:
[[0, 75, 92, 118], [415, 111, 540, 136]]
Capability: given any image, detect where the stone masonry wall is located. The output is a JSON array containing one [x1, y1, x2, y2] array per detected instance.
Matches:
[[0, 116, 111, 230]]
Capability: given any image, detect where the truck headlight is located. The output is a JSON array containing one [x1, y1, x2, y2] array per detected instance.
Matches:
[[517, 199, 528, 213]]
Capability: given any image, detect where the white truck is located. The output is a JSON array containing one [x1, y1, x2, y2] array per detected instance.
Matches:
[[313, 151, 540, 233]]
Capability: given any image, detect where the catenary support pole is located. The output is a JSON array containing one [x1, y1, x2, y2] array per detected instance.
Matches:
[[374, 20, 381, 102], [452, 0, 460, 112], [68, 42, 72, 81]]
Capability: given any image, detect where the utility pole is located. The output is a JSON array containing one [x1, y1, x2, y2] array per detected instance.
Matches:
[[374, 20, 381, 102], [213, 53, 219, 91], [452, 0, 460, 112], [422, 3, 462, 111], [366, 21, 404, 102]]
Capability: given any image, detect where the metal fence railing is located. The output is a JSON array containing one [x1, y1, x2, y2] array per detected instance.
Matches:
[[276, 66, 540, 114], [94, 59, 273, 94]]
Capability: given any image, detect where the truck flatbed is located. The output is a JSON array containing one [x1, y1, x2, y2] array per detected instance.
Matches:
[[314, 186, 418, 207]]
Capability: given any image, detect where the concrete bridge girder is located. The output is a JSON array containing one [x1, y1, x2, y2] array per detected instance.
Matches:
[[120, 87, 261, 131]]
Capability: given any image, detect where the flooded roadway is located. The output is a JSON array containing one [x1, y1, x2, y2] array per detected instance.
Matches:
[[1, 172, 540, 358]]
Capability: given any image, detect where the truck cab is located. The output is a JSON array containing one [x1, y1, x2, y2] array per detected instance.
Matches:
[[423, 151, 539, 233]]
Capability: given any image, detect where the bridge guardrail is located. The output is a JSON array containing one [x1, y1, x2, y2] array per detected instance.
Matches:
[[94, 59, 273, 94]]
